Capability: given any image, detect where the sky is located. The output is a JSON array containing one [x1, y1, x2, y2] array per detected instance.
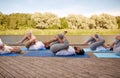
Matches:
[[0, 0, 120, 17]]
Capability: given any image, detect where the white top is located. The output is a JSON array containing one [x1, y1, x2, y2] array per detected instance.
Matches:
[[96, 46, 109, 51], [56, 46, 75, 56], [0, 45, 13, 54], [0, 38, 3, 46], [29, 41, 45, 50]]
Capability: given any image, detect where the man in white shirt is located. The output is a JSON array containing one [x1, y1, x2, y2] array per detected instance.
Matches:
[[0, 38, 21, 54], [17, 30, 67, 50], [55, 46, 85, 56], [50, 33, 85, 56]]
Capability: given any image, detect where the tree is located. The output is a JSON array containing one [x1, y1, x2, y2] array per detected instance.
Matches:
[[31, 12, 60, 29], [60, 17, 68, 29], [66, 14, 89, 29], [116, 16, 120, 29], [90, 14, 118, 29], [0, 14, 9, 30]]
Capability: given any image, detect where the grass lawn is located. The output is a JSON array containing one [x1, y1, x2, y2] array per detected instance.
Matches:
[[0, 29, 120, 35]]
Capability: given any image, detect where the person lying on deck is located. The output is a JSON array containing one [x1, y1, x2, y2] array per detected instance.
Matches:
[[84, 34, 109, 51], [50, 34, 85, 56], [0, 38, 21, 54], [110, 34, 120, 56], [17, 30, 67, 50]]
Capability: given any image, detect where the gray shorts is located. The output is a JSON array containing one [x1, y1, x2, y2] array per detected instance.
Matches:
[[90, 38, 105, 50], [50, 43, 69, 53], [50, 39, 69, 53]]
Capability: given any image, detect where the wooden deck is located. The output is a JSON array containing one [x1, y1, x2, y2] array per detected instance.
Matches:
[[0, 53, 120, 78]]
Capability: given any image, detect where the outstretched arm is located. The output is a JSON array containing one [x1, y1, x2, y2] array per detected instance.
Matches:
[[17, 30, 36, 44], [43, 31, 68, 46]]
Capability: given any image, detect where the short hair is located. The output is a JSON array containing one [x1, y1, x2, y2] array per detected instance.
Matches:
[[76, 49, 85, 55], [45, 46, 50, 49]]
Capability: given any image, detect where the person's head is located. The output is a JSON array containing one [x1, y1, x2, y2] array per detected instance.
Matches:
[[74, 46, 85, 55], [45, 43, 50, 49], [12, 46, 22, 54]]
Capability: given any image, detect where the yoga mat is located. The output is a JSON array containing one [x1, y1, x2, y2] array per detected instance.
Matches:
[[24, 50, 54, 57], [0, 53, 19, 56], [21, 47, 48, 51], [94, 53, 120, 58], [55, 53, 90, 58], [21, 47, 28, 51], [83, 48, 111, 52], [24, 50, 90, 58]]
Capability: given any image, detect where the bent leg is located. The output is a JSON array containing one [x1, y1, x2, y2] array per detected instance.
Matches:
[[85, 36, 96, 44], [18, 31, 36, 43], [50, 43, 69, 53], [90, 39, 105, 50]]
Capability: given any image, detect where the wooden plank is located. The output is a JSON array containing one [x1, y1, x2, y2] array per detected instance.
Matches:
[[4, 57, 48, 78], [11, 57, 58, 78], [0, 57, 27, 78], [0, 56, 120, 78], [0, 62, 25, 78], [0, 66, 14, 78]]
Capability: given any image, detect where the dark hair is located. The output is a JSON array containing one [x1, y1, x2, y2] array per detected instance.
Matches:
[[45, 46, 50, 49], [74, 46, 77, 50], [76, 49, 85, 55]]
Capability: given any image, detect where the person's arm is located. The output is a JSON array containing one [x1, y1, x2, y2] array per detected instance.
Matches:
[[17, 30, 35, 44], [44, 31, 67, 44], [10, 46, 21, 53], [43, 35, 58, 44], [110, 42, 115, 48], [102, 44, 110, 48], [92, 35, 99, 41], [56, 35, 64, 43]]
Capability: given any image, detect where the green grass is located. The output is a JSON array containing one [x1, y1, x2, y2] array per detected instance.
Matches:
[[0, 29, 120, 35]]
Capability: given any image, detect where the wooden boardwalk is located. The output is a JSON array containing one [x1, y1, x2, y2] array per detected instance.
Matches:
[[0, 53, 120, 78]]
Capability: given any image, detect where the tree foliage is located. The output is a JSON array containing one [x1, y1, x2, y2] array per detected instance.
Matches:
[[66, 14, 97, 29], [0, 12, 119, 30], [91, 14, 118, 29], [116, 16, 120, 29], [31, 12, 60, 29], [60, 17, 68, 29], [0, 13, 36, 30]]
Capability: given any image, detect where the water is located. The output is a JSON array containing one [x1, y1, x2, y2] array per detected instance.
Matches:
[[0, 35, 116, 45]]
